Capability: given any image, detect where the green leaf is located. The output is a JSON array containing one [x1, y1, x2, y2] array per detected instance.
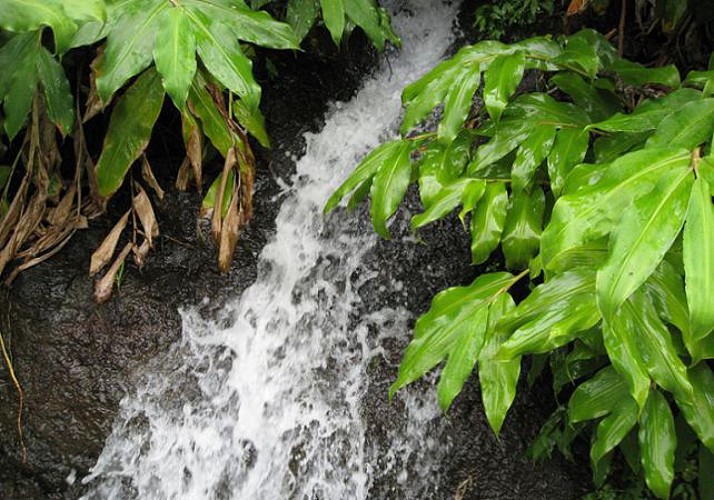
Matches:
[[590, 398, 639, 467], [191, 9, 261, 110], [369, 140, 412, 238], [647, 98, 714, 150], [547, 128, 589, 196], [458, 178, 487, 222], [639, 389, 676, 499], [344, 0, 386, 50], [96, 0, 167, 103], [36, 46, 74, 136], [153, 7, 197, 109], [286, 0, 320, 41], [401, 61, 461, 135], [542, 148, 690, 272], [478, 293, 519, 435], [496, 269, 601, 358], [550, 72, 620, 122], [675, 363, 714, 452], [604, 308, 650, 411], [568, 366, 628, 423], [684, 177, 714, 341], [511, 126, 556, 193], [187, 72, 233, 156], [202, 170, 235, 218], [627, 291, 693, 398], [552, 31, 600, 78], [319, 0, 345, 45], [596, 166, 693, 319], [593, 132, 649, 163], [644, 261, 691, 341], [389, 272, 515, 398], [437, 64, 481, 144], [233, 98, 270, 148], [411, 179, 485, 230], [468, 119, 530, 173], [1, 33, 38, 139], [95, 68, 165, 199], [501, 187, 545, 270], [470, 181, 508, 265], [610, 58, 680, 88], [483, 51, 525, 122], [324, 140, 404, 214]]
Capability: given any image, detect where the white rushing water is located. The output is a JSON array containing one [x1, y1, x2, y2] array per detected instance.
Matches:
[[82, 2, 459, 498]]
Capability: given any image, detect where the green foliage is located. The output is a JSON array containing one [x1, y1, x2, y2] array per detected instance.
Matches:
[[474, 0, 556, 40], [326, 28, 714, 497]]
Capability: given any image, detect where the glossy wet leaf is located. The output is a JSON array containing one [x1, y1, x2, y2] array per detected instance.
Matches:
[[153, 7, 197, 109], [1, 33, 38, 139], [390, 272, 515, 398], [496, 269, 600, 358], [483, 51, 525, 122], [647, 99, 714, 151], [541, 148, 690, 272], [639, 389, 676, 499], [597, 166, 693, 319], [369, 141, 412, 238], [233, 98, 270, 148], [187, 72, 233, 156], [550, 72, 620, 121], [501, 187, 545, 270], [604, 309, 649, 411], [675, 363, 714, 452], [644, 261, 691, 343], [320, 0, 345, 45], [437, 64, 481, 144], [568, 366, 628, 423], [470, 181, 508, 265], [610, 58, 680, 88], [324, 140, 405, 214], [590, 397, 638, 467], [511, 126, 556, 193], [344, 0, 390, 51], [401, 60, 461, 135], [478, 293, 519, 435], [36, 47, 74, 136], [287, 0, 320, 40], [411, 179, 485, 230], [547, 128, 589, 196], [684, 177, 714, 341], [95, 68, 165, 199], [552, 31, 599, 78]]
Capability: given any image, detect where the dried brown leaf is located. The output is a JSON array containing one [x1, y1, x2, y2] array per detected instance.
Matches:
[[181, 111, 203, 191], [132, 237, 151, 268], [176, 157, 192, 191], [83, 50, 105, 123], [140, 155, 165, 200], [218, 184, 240, 274], [133, 186, 159, 248], [0, 192, 46, 276], [47, 184, 76, 226], [567, 0, 590, 16], [94, 242, 132, 304], [211, 146, 237, 244], [89, 209, 130, 276]]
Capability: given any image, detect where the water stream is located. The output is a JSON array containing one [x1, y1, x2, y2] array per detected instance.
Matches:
[[82, 2, 459, 498]]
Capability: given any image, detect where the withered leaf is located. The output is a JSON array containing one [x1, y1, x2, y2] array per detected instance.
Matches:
[[133, 186, 159, 247], [140, 155, 165, 200], [211, 146, 237, 244], [89, 209, 130, 276], [176, 157, 192, 191], [132, 237, 150, 268], [94, 242, 133, 304], [218, 184, 240, 275]]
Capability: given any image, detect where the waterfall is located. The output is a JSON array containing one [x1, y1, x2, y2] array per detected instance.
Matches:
[[82, 2, 459, 498]]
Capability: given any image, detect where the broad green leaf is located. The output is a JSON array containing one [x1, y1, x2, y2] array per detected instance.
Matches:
[[187, 72, 233, 156], [644, 261, 690, 341], [675, 363, 714, 452], [202, 170, 235, 218], [593, 132, 649, 163], [347, 178, 372, 211], [647, 99, 714, 150], [153, 7, 197, 109], [319, 0, 345, 45], [468, 118, 530, 173], [36, 46, 74, 136], [550, 72, 620, 121], [437, 64, 481, 144], [552, 31, 599, 78], [590, 398, 639, 467], [2, 33, 38, 139], [470, 181, 508, 265], [497, 269, 600, 358], [411, 179, 484, 230], [604, 307, 650, 410], [552, 339, 606, 394], [478, 293, 519, 435], [511, 125, 556, 193], [597, 166, 693, 319], [610, 58, 681, 88], [436, 306, 488, 411], [458, 178, 487, 222], [684, 177, 714, 341], [541, 148, 690, 272], [483, 51, 525, 122], [568, 366, 628, 423], [547, 128, 589, 196], [95, 68, 165, 199], [501, 187, 545, 270], [513, 37, 562, 68], [344, 0, 386, 50], [507, 93, 590, 128], [401, 61, 461, 135], [370, 140, 412, 238], [96, 0, 167, 103], [191, 10, 261, 110], [286, 0, 320, 40], [627, 291, 692, 398], [324, 140, 404, 213], [389, 272, 515, 398], [233, 98, 270, 148], [684, 70, 714, 96], [639, 390, 676, 499]]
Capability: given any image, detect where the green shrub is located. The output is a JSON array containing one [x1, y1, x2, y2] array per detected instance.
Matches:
[[326, 27, 714, 498]]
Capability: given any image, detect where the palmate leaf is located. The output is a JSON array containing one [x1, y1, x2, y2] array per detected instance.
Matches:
[[684, 177, 714, 342], [639, 389, 676, 499], [95, 68, 165, 199], [597, 166, 693, 319], [389, 272, 516, 399], [541, 148, 691, 271], [496, 269, 601, 359]]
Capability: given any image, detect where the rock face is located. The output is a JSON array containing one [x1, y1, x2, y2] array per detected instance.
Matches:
[[0, 11, 590, 500]]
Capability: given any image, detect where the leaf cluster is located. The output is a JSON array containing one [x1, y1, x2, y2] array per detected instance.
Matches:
[[326, 28, 714, 498]]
